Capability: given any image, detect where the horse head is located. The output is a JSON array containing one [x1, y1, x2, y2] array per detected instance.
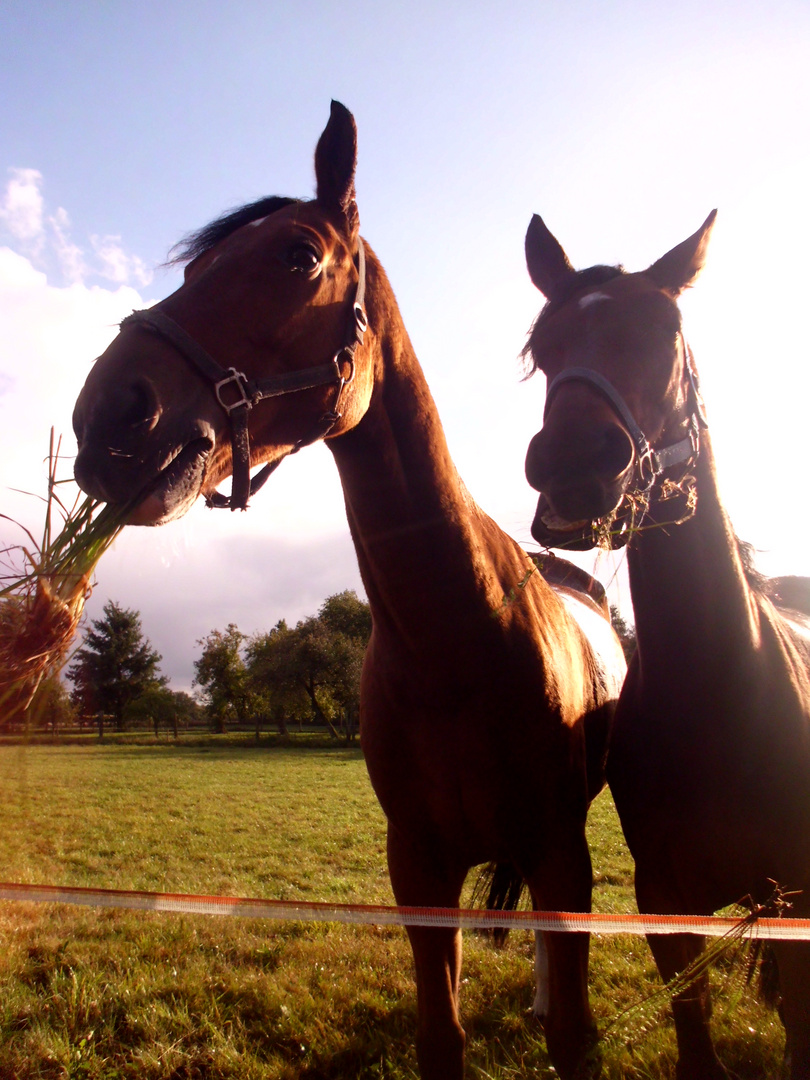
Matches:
[[72, 102, 374, 525], [522, 210, 716, 550]]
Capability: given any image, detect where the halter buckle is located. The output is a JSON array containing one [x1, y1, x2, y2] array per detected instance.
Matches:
[[353, 302, 368, 337], [332, 348, 356, 386], [214, 368, 252, 414]]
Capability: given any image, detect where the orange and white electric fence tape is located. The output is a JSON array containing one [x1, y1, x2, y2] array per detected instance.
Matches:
[[1, 882, 810, 940]]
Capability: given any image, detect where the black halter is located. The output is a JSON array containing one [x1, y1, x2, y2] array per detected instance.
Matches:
[[542, 335, 706, 526], [120, 239, 368, 511]]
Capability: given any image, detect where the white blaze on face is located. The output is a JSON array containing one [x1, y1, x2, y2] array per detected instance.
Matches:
[[578, 291, 614, 310]]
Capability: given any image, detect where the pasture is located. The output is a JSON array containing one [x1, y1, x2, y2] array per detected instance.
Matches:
[[0, 740, 783, 1078]]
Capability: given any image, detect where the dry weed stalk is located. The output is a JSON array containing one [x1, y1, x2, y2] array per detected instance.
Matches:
[[0, 431, 124, 726]]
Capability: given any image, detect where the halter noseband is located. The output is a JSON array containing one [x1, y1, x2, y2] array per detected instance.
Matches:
[[542, 335, 706, 522], [120, 238, 368, 511]]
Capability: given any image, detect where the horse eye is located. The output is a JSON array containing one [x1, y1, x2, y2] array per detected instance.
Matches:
[[287, 243, 321, 274]]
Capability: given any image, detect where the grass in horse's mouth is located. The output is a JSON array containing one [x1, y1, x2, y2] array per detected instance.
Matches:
[[0, 430, 124, 725]]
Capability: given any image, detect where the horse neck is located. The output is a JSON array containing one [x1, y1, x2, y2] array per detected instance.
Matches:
[[627, 429, 762, 669], [327, 271, 516, 648]]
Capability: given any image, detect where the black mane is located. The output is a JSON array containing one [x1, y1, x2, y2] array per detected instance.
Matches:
[[168, 195, 303, 265]]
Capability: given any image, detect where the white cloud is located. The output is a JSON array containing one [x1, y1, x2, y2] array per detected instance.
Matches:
[[0, 245, 147, 525], [49, 207, 87, 284], [0, 168, 153, 288], [91, 233, 153, 287], [0, 168, 45, 246]]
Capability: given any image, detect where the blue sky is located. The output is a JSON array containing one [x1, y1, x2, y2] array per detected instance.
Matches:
[[2, 1, 809, 690]]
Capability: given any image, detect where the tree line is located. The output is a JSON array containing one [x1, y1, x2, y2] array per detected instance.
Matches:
[[59, 590, 371, 740], [4, 590, 635, 735], [191, 590, 371, 740]]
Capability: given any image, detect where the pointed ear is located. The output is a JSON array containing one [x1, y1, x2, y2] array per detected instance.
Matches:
[[647, 210, 717, 297], [314, 101, 359, 236], [524, 215, 576, 302]]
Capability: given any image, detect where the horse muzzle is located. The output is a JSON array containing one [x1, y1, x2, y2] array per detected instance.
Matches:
[[73, 377, 216, 525], [525, 422, 634, 550]]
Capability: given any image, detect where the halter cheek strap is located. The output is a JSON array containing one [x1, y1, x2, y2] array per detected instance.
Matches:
[[120, 238, 368, 512]]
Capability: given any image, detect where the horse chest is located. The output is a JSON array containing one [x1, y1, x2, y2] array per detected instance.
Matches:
[[609, 669, 810, 905], [361, 685, 573, 866]]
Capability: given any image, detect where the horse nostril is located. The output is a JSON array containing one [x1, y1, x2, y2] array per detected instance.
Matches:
[[73, 377, 163, 457], [598, 424, 635, 482], [116, 377, 162, 432]]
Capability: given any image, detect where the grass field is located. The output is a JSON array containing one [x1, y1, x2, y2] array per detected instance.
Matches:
[[0, 739, 784, 1079]]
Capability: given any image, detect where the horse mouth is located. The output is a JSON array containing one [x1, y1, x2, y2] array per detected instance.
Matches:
[[531, 493, 633, 552], [538, 504, 591, 535], [531, 496, 597, 551], [126, 436, 213, 526]]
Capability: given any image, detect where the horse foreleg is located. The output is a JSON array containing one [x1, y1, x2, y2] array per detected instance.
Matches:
[[644, 931, 729, 1080], [533, 928, 550, 1017], [404, 922, 465, 1080], [529, 832, 600, 1080], [387, 824, 467, 1080]]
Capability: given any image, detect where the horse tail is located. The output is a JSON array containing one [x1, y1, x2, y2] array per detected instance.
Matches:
[[471, 861, 527, 946], [746, 940, 781, 1010]]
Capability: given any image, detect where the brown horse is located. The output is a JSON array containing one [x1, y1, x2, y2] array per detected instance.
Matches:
[[71, 103, 625, 1079], [521, 210, 810, 1078]]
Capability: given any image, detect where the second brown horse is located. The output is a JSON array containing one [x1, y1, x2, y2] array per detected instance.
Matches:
[[522, 210, 810, 1078]]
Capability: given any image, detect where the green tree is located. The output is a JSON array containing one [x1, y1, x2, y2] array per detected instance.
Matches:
[[67, 601, 164, 730], [317, 590, 371, 740], [610, 604, 637, 663], [245, 620, 305, 737], [170, 690, 204, 730], [246, 619, 313, 737], [319, 589, 372, 642], [193, 624, 252, 733], [124, 685, 178, 736], [247, 592, 371, 742], [279, 616, 342, 737], [32, 674, 76, 733]]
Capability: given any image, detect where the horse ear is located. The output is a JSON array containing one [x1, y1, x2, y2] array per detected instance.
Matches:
[[647, 210, 717, 297], [525, 215, 576, 302], [314, 101, 359, 236]]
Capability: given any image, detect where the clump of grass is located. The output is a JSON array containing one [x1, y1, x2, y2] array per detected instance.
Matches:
[[0, 430, 124, 726]]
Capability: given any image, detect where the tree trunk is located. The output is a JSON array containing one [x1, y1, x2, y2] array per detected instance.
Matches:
[[302, 678, 340, 739]]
